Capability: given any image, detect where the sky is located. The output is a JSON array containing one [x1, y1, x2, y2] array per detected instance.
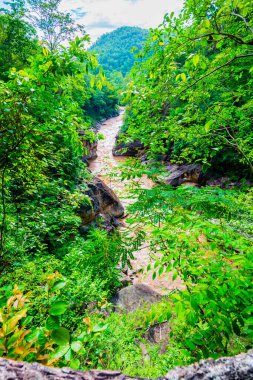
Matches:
[[61, 0, 184, 41], [0, 0, 184, 42]]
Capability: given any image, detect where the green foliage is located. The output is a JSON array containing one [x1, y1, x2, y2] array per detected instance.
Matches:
[[122, 183, 253, 361], [90, 26, 148, 77], [0, 278, 110, 369], [0, 228, 123, 330], [124, 0, 253, 175]]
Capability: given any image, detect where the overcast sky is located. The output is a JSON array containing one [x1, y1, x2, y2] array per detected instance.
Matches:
[[60, 0, 184, 41], [0, 0, 184, 42]]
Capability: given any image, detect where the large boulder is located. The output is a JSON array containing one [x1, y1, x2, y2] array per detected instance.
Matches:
[[78, 178, 124, 227], [89, 178, 124, 218], [111, 284, 161, 313]]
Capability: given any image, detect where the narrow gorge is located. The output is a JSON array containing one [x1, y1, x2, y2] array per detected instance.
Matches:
[[89, 110, 183, 299]]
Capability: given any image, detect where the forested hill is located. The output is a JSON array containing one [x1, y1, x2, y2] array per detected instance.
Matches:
[[89, 26, 148, 76]]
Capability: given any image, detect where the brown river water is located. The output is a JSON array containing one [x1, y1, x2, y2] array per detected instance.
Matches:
[[89, 110, 183, 295]]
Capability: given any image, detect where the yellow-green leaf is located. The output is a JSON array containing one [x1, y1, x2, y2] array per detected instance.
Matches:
[[42, 47, 49, 57], [181, 73, 187, 82], [192, 54, 200, 67]]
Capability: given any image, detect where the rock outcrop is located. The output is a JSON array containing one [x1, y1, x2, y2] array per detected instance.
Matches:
[[78, 177, 124, 228], [1, 350, 253, 379], [78, 130, 98, 163], [113, 136, 144, 157]]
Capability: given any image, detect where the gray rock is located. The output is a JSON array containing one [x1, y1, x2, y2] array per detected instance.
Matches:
[[90, 178, 124, 218], [164, 349, 253, 379], [112, 284, 161, 313], [120, 274, 133, 287], [165, 163, 203, 187], [145, 322, 170, 345]]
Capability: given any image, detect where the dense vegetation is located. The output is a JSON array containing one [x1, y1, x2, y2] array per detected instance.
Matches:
[[0, 0, 122, 369], [0, 0, 253, 378]]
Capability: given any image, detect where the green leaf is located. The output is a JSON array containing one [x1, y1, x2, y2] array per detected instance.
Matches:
[[70, 358, 80, 370], [176, 73, 187, 82], [46, 316, 60, 331], [52, 280, 67, 292], [185, 339, 196, 350], [50, 344, 70, 359], [49, 301, 68, 316], [65, 348, 73, 361], [244, 305, 253, 314], [90, 75, 95, 88], [203, 19, 211, 28], [92, 323, 108, 333], [26, 329, 40, 343], [71, 341, 83, 352], [52, 327, 70, 345], [38, 331, 47, 346], [204, 120, 213, 133]]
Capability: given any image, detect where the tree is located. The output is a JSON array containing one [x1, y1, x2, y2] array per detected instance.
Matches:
[[27, 0, 87, 50], [2, 0, 88, 50], [0, 12, 38, 80]]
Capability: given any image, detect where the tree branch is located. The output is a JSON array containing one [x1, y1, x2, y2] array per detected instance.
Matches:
[[231, 12, 253, 35], [191, 32, 253, 46], [178, 54, 253, 96]]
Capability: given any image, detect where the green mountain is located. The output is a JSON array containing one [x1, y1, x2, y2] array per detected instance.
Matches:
[[90, 26, 148, 76]]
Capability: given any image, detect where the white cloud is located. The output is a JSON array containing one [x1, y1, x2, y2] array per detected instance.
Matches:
[[0, 0, 184, 42], [60, 0, 184, 41]]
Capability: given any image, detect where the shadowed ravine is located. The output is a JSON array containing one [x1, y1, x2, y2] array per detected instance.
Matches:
[[90, 110, 183, 295]]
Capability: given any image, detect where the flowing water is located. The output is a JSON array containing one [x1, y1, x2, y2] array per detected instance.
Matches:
[[90, 110, 183, 294]]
